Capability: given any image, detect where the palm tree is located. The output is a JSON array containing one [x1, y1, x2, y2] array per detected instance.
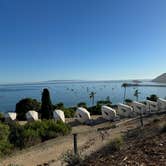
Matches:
[[89, 91, 96, 106], [122, 83, 128, 103], [134, 89, 141, 101]]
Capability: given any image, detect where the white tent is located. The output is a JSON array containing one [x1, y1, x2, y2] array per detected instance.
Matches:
[[75, 107, 91, 123], [53, 110, 65, 122], [117, 103, 134, 117], [157, 98, 166, 111], [146, 100, 158, 113], [26, 110, 38, 121], [132, 101, 146, 114], [4, 112, 17, 121], [101, 105, 116, 120]]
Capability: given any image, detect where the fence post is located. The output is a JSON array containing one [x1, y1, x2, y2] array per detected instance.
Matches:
[[73, 133, 78, 155], [140, 112, 144, 127]]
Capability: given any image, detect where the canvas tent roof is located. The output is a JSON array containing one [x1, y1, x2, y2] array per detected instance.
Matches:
[[118, 103, 133, 109], [26, 110, 38, 121], [157, 98, 166, 110], [132, 101, 146, 107], [53, 110, 65, 122], [117, 103, 134, 117], [4, 112, 17, 121], [101, 105, 116, 120], [75, 107, 91, 123]]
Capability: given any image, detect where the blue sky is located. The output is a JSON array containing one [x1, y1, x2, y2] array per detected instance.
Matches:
[[0, 0, 165, 83]]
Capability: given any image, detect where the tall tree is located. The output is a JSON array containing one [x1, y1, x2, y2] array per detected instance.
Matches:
[[89, 91, 96, 106], [134, 89, 141, 101], [15, 98, 41, 120], [122, 83, 128, 103], [41, 88, 53, 119]]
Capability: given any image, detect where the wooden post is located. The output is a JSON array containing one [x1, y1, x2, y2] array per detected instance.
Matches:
[[73, 133, 78, 155], [140, 112, 143, 127]]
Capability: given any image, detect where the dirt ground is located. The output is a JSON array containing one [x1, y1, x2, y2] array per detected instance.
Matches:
[[83, 115, 166, 166], [0, 114, 165, 166]]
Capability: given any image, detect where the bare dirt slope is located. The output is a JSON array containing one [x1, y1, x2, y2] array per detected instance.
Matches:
[[83, 115, 166, 166], [1, 115, 164, 166]]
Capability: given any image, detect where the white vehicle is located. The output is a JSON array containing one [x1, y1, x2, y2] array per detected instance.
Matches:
[[101, 105, 116, 121], [53, 110, 65, 122], [157, 98, 166, 111], [146, 100, 158, 113], [4, 112, 17, 122], [75, 107, 91, 123], [117, 103, 134, 117], [132, 101, 146, 114], [26, 110, 38, 122]]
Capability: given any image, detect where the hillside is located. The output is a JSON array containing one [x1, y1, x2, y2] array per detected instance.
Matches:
[[83, 116, 166, 166], [152, 73, 166, 83]]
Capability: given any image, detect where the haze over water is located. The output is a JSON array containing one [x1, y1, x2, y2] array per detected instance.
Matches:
[[0, 80, 166, 113]]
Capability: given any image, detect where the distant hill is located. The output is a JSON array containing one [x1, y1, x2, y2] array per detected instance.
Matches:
[[152, 73, 166, 83]]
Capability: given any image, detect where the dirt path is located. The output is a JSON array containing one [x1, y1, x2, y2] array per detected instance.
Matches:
[[0, 116, 158, 166]]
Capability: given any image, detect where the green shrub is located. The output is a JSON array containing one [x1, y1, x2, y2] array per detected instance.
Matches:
[[54, 102, 64, 109], [8, 122, 24, 149], [22, 129, 41, 147], [0, 122, 13, 157], [63, 108, 75, 118], [125, 99, 133, 103], [146, 94, 158, 102], [88, 106, 101, 115], [77, 102, 87, 108], [63, 150, 83, 166], [9, 120, 71, 149], [0, 113, 4, 122], [108, 137, 124, 152], [0, 140, 13, 157]]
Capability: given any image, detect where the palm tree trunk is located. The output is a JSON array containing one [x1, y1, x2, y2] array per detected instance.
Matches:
[[123, 87, 126, 103], [92, 96, 94, 106]]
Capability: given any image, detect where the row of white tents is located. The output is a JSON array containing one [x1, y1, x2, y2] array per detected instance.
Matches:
[[4, 98, 166, 124]]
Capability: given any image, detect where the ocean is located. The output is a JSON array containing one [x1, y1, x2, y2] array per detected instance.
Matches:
[[0, 80, 166, 112]]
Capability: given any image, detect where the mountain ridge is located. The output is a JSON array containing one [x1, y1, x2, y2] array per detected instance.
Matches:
[[152, 73, 166, 83]]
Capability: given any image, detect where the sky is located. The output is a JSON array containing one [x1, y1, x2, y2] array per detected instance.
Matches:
[[0, 0, 166, 83]]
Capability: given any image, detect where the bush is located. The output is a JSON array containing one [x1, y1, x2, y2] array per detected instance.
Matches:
[[15, 98, 41, 120], [0, 140, 13, 157], [88, 106, 100, 115], [9, 120, 71, 149], [0, 122, 13, 157], [88, 99, 112, 115], [8, 122, 24, 149], [125, 99, 133, 103], [22, 129, 41, 147], [146, 94, 158, 102], [77, 102, 87, 108], [63, 150, 84, 166], [54, 102, 64, 109], [0, 113, 4, 122], [0, 120, 71, 156], [108, 137, 123, 152], [63, 108, 75, 118]]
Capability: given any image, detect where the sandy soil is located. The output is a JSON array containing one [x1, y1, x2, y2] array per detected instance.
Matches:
[[0, 115, 162, 166]]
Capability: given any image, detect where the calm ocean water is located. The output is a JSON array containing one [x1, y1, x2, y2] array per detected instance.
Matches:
[[0, 80, 166, 112]]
